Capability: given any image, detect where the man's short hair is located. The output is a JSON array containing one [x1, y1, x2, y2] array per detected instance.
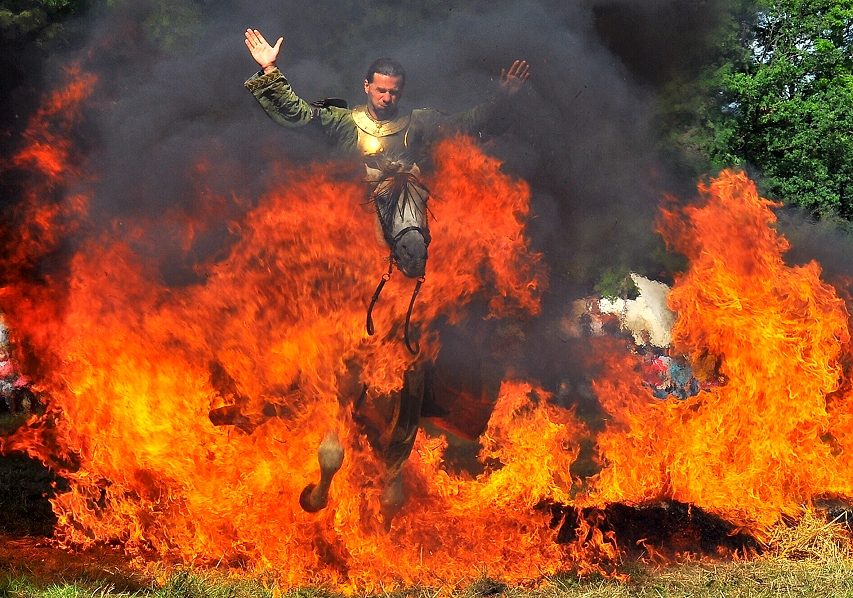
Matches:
[[366, 58, 406, 86]]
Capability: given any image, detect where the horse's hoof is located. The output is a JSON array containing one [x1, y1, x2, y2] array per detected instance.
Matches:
[[318, 431, 344, 474], [299, 483, 327, 513]]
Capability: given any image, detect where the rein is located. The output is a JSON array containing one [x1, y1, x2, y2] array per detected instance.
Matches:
[[403, 276, 424, 355], [366, 261, 392, 337]]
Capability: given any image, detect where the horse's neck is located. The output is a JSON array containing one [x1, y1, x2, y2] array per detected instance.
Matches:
[[395, 194, 426, 229]]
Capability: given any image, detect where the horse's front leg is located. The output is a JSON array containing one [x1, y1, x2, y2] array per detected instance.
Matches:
[[299, 430, 344, 512], [377, 366, 425, 529]]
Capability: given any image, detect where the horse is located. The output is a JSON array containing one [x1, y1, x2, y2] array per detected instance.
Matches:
[[204, 148, 500, 529], [298, 155, 433, 529]]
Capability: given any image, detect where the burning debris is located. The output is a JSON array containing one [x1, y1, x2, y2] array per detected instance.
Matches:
[[598, 273, 676, 348], [563, 273, 724, 401], [562, 272, 676, 347], [553, 501, 760, 564], [0, 316, 38, 416]]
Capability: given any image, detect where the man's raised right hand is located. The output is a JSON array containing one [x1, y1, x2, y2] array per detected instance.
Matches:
[[245, 29, 283, 74]]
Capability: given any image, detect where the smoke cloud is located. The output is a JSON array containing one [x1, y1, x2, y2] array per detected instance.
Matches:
[[52, 0, 722, 257], [16, 0, 838, 398]]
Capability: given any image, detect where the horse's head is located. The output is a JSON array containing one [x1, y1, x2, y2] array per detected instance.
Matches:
[[364, 164, 431, 353], [371, 169, 430, 279]]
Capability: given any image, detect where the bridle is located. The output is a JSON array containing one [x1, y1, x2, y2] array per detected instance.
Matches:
[[362, 165, 432, 355], [365, 225, 430, 355]]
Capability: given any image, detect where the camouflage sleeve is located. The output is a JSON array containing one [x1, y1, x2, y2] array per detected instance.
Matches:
[[245, 68, 356, 148], [245, 68, 313, 127], [412, 95, 513, 144]]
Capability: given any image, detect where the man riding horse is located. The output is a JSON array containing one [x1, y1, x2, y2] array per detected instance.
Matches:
[[243, 30, 529, 527]]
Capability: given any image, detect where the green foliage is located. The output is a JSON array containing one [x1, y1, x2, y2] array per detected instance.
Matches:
[[658, 0, 853, 219], [0, 0, 78, 43], [593, 267, 639, 301], [714, 0, 853, 216], [655, 0, 761, 179], [674, 0, 853, 218]]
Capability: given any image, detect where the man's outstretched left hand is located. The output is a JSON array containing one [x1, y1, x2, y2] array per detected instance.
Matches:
[[499, 60, 530, 96]]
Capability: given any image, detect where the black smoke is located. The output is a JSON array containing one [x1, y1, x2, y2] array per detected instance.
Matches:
[[9, 0, 853, 410], [6, 0, 723, 270]]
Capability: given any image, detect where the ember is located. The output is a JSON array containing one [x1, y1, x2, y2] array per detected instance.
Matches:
[[3, 66, 853, 592]]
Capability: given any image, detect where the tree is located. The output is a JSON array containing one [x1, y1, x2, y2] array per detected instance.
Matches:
[[709, 0, 853, 217], [0, 0, 82, 44]]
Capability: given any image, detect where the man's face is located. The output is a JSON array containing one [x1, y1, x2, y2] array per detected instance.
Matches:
[[364, 73, 404, 120]]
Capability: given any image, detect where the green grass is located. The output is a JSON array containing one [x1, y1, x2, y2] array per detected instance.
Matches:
[[2, 541, 853, 598], [3, 560, 853, 598]]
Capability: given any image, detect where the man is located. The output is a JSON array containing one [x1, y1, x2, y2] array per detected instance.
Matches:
[[243, 29, 529, 165]]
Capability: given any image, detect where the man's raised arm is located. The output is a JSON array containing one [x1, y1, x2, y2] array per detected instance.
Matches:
[[426, 59, 530, 139], [243, 28, 315, 128], [243, 31, 353, 144], [245, 29, 283, 75]]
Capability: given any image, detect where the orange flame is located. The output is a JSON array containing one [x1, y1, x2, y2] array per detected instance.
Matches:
[[5, 63, 96, 256], [2, 70, 593, 589], [583, 171, 853, 542], [8, 69, 853, 589], [0, 64, 96, 373]]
